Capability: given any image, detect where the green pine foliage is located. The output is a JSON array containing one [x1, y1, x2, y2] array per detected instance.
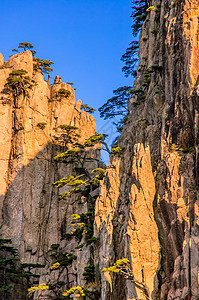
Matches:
[[57, 88, 71, 98], [111, 147, 125, 155], [131, 0, 147, 36], [81, 104, 96, 114], [18, 42, 34, 51], [57, 253, 77, 267], [33, 57, 54, 83], [99, 86, 131, 120], [54, 149, 81, 161], [121, 41, 139, 77], [40, 59, 54, 75], [83, 265, 95, 283], [12, 42, 36, 56], [0, 238, 42, 299], [53, 125, 80, 149], [11, 48, 18, 53], [84, 133, 105, 146], [98, 86, 133, 132], [5, 69, 36, 103], [54, 176, 75, 188], [99, 1, 147, 133], [121, 0, 147, 77]]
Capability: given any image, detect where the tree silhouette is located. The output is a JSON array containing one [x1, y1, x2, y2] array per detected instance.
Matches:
[[121, 0, 147, 77], [121, 41, 139, 77], [99, 86, 133, 132], [99, 1, 148, 134], [0, 238, 43, 300], [40, 59, 54, 84], [18, 42, 34, 51], [5, 69, 36, 106], [33, 58, 54, 83], [131, 0, 147, 36], [81, 104, 96, 114]]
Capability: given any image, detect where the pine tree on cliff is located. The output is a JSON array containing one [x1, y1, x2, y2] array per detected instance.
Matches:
[[0, 238, 43, 299], [36, 129, 106, 298], [121, 0, 147, 77], [18, 42, 34, 51], [98, 0, 147, 131], [98, 86, 133, 132]]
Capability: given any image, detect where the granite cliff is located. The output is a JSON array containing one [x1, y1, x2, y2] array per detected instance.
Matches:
[[95, 0, 199, 299], [0, 50, 101, 299], [0, 0, 199, 299]]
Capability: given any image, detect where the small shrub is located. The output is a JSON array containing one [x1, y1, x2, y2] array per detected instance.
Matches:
[[57, 88, 71, 98], [37, 122, 47, 130], [51, 244, 59, 250], [28, 283, 49, 297], [75, 243, 85, 249], [111, 147, 125, 155], [57, 253, 77, 267], [50, 262, 60, 270], [138, 95, 146, 102], [146, 6, 158, 12], [84, 133, 104, 147], [62, 286, 85, 297], [86, 236, 98, 244], [83, 264, 95, 282], [170, 144, 194, 153], [129, 89, 144, 95]]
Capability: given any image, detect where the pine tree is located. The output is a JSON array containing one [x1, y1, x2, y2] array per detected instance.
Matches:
[[18, 42, 34, 51], [0, 238, 42, 299], [99, 1, 147, 133]]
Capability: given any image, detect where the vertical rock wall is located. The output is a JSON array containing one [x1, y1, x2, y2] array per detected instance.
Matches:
[[95, 0, 199, 299], [0, 51, 98, 275], [0, 0, 199, 299]]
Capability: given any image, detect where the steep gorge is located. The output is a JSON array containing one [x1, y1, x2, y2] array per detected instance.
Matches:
[[0, 0, 199, 299]]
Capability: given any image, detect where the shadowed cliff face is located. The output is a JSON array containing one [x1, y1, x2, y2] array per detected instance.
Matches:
[[95, 0, 199, 299], [1, 1, 199, 299], [0, 51, 100, 299]]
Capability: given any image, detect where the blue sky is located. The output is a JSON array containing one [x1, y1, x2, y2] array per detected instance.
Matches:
[[0, 0, 134, 163]]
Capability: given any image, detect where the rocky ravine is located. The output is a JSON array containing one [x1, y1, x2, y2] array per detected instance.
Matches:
[[0, 0, 199, 299], [95, 0, 199, 299]]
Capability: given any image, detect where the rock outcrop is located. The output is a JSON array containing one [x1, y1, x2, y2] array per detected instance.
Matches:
[[1, 0, 199, 299], [95, 0, 199, 299], [0, 51, 99, 299]]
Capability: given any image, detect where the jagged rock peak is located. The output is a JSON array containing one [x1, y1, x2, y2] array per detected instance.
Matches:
[[54, 74, 62, 84], [0, 49, 99, 299]]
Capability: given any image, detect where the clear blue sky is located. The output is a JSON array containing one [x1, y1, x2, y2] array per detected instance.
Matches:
[[0, 0, 134, 163]]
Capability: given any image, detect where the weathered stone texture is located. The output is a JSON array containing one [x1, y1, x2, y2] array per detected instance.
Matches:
[[0, 0, 199, 299], [95, 0, 199, 299], [0, 51, 98, 299]]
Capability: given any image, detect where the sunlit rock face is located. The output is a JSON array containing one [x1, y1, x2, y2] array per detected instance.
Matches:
[[0, 0, 199, 299], [95, 0, 199, 299], [0, 51, 99, 299]]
